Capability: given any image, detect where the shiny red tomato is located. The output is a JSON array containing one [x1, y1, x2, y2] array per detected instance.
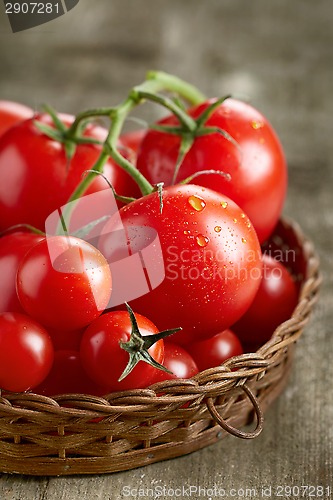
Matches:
[[16, 236, 112, 331], [0, 312, 54, 392], [232, 254, 298, 344], [187, 329, 243, 371], [0, 231, 44, 313], [0, 113, 138, 231], [34, 350, 106, 397], [0, 100, 33, 137], [80, 311, 165, 391], [137, 98, 287, 243], [99, 184, 262, 345], [151, 342, 198, 383]]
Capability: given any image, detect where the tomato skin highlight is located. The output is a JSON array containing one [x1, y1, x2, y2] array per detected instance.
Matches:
[[99, 184, 262, 345], [0, 232, 44, 314], [16, 236, 112, 331], [0, 312, 54, 392], [187, 329, 243, 371], [0, 100, 33, 138], [0, 114, 139, 231], [151, 342, 199, 383], [137, 98, 287, 243], [80, 311, 165, 391], [232, 255, 299, 344]]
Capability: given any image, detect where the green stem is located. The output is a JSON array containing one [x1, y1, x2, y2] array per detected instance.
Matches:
[[146, 70, 206, 105]]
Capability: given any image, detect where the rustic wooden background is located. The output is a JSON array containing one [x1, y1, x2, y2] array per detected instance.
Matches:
[[0, 0, 332, 498]]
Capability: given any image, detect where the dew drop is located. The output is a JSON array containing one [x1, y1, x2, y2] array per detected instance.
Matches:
[[214, 226, 222, 233], [247, 222, 252, 228], [187, 195, 206, 212], [233, 218, 238, 223], [196, 234, 210, 247], [251, 120, 264, 130], [184, 230, 191, 236], [240, 213, 246, 219], [221, 201, 228, 209], [242, 238, 247, 244]]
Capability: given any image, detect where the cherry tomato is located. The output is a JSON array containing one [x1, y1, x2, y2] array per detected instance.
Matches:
[[0, 231, 44, 313], [34, 350, 106, 397], [232, 254, 298, 344], [187, 329, 243, 371], [0, 113, 139, 231], [151, 342, 198, 383], [99, 184, 262, 345], [137, 98, 287, 243], [0, 100, 33, 137], [0, 312, 54, 392], [80, 311, 165, 391], [16, 236, 112, 331]]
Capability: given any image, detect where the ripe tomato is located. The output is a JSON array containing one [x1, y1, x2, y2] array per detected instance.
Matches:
[[80, 310, 165, 391], [16, 236, 112, 331], [187, 329, 243, 371], [0, 312, 54, 392], [232, 254, 298, 344], [151, 342, 198, 383], [0, 113, 138, 231], [34, 350, 106, 397], [137, 98, 287, 243], [0, 100, 33, 137], [0, 231, 44, 314], [99, 184, 262, 345]]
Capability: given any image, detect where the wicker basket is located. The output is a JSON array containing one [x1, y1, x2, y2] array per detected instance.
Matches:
[[0, 217, 321, 476]]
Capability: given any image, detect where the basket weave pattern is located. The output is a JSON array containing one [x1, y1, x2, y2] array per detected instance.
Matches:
[[0, 217, 321, 475]]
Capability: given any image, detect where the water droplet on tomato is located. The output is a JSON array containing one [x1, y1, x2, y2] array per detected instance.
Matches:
[[187, 195, 206, 211], [221, 201, 228, 209], [240, 213, 246, 219], [242, 238, 247, 244], [251, 120, 264, 130], [214, 226, 222, 233], [233, 218, 238, 224], [196, 234, 209, 247], [184, 230, 191, 236]]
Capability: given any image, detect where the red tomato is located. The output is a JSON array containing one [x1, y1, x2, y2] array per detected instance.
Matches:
[[232, 254, 298, 344], [80, 311, 165, 391], [137, 98, 287, 243], [187, 329, 243, 371], [0, 312, 54, 392], [151, 342, 198, 383], [0, 113, 138, 231], [0, 100, 33, 137], [16, 236, 112, 331], [99, 184, 262, 345], [34, 350, 106, 397], [0, 231, 44, 313]]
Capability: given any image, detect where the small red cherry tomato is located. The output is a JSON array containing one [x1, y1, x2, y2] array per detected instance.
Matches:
[[0, 231, 44, 314], [80, 310, 165, 391], [16, 236, 112, 331], [0, 312, 54, 392], [187, 329, 243, 371], [151, 342, 199, 383], [232, 254, 299, 344]]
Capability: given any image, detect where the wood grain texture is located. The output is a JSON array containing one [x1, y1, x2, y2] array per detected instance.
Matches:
[[0, 0, 332, 498]]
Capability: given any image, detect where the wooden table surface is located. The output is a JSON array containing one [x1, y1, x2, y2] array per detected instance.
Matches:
[[0, 1, 332, 498]]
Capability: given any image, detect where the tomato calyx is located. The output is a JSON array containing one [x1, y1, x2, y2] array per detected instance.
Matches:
[[118, 303, 182, 381]]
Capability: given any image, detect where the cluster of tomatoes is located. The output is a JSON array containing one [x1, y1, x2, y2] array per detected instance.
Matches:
[[0, 84, 299, 397]]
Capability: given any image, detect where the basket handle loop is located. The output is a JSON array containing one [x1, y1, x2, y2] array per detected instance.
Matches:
[[206, 383, 264, 439]]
